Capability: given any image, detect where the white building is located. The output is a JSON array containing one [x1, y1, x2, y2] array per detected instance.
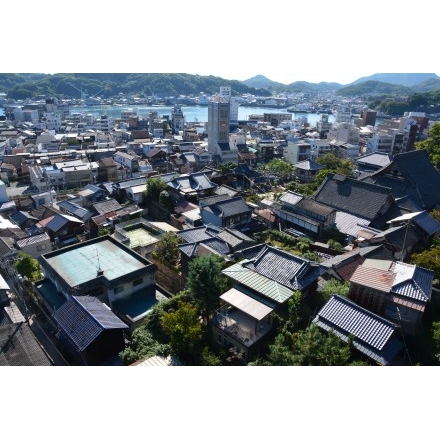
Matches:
[[327, 122, 360, 145], [284, 138, 311, 165]]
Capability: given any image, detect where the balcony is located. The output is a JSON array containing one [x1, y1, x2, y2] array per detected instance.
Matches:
[[213, 307, 272, 348]]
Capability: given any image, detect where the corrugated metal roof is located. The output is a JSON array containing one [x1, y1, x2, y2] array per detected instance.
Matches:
[[335, 211, 371, 237], [220, 287, 274, 320], [350, 265, 395, 292], [136, 355, 182, 366], [222, 263, 293, 304], [279, 191, 303, 206], [16, 232, 50, 248]]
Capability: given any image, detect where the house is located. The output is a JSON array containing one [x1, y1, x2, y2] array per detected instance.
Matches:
[[52, 295, 129, 366], [36, 212, 84, 246], [354, 152, 392, 177], [112, 177, 146, 203], [113, 151, 140, 176], [177, 224, 256, 275], [292, 159, 324, 183], [211, 243, 323, 361], [15, 232, 51, 259], [348, 258, 434, 335], [36, 235, 158, 330], [165, 171, 218, 202], [313, 295, 404, 366], [199, 194, 253, 230], [320, 244, 394, 285], [56, 198, 94, 224], [272, 190, 336, 239], [146, 148, 167, 166], [9, 210, 40, 230], [124, 182, 147, 205], [171, 199, 202, 229], [360, 149, 440, 212], [113, 217, 179, 259], [97, 156, 119, 183], [76, 184, 107, 208]]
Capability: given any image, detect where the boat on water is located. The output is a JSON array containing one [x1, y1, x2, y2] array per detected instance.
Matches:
[[286, 107, 311, 113]]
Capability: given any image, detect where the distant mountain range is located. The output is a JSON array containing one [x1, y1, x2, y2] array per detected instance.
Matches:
[[0, 73, 439, 100], [243, 73, 440, 95]]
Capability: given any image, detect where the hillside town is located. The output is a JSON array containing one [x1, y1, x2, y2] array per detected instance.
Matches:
[[1, 82, 440, 367]]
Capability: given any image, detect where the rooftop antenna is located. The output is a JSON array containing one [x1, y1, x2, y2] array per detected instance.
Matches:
[[96, 248, 104, 276]]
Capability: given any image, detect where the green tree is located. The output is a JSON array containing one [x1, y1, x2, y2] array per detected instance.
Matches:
[[152, 231, 182, 269], [143, 176, 168, 206], [432, 322, 440, 361], [410, 247, 440, 285], [99, 227, 110, 236], [316, 153, 354, 176], [186, 254, 228, 322], [160, 300, 203, 360], [15, 252, 41, 281], [259, 158, 293, 180], [198, 346, 222, 366], [267, 324, 360, 366], [119, 327, 171, 365], [159, 190, 173, 212], [416, 122, 440, 169], [320, 279, 350, 302]]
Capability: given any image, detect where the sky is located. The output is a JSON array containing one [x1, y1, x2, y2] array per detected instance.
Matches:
[[5, 1, 439, 86]]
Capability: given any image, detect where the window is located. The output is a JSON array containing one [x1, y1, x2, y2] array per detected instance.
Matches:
[[133, 277, 143, 287], [114, 285, 124, 294], [36, 244, 46, 251]]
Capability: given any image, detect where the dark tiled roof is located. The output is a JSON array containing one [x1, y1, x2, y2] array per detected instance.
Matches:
[[199, 194, 229, 207], [313, 295, 404, 365], [176, 225, 218, 243], [370, 224, 420, 250], [0, 322, 52, 366], [93, 199, 123, 215], [293, 159, 325, 171], [296, 198, 335, 217], [10, 210, 39, 226], [361, 149, 440, 211], [53, 296, 128, 351], [391, 261, 433, 303], [313, 173, 392, 220], [205, 197, 253, 218], [242, 244, 322, 291], [116, 177, 146, 189]]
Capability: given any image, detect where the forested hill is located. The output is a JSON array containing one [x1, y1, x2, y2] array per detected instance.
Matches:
[[0, 73, 271, 100]]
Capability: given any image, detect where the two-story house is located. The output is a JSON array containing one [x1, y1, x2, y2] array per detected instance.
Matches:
[[37, 235, 158, 331], [199, 194, 253, 230], [211, 243, 323, 361]]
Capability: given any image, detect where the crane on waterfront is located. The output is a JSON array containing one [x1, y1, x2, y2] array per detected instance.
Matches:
[[67, 82, 88, 101]]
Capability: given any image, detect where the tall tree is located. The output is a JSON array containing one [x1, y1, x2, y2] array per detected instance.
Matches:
[[160, 300, 203, 360], [143, 176, 168, 206], [119, 327, 171, 365], [416, 122, 440, 169], [186, 254, 228, 322], [15, 252, 40, 281], [152, 231, 182, 269]]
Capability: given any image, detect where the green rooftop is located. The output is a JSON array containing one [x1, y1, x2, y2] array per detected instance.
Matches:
[[44, 239, 147, 287]]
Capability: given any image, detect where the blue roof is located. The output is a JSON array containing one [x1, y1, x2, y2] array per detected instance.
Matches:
[[53, 296, 128, 351]]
